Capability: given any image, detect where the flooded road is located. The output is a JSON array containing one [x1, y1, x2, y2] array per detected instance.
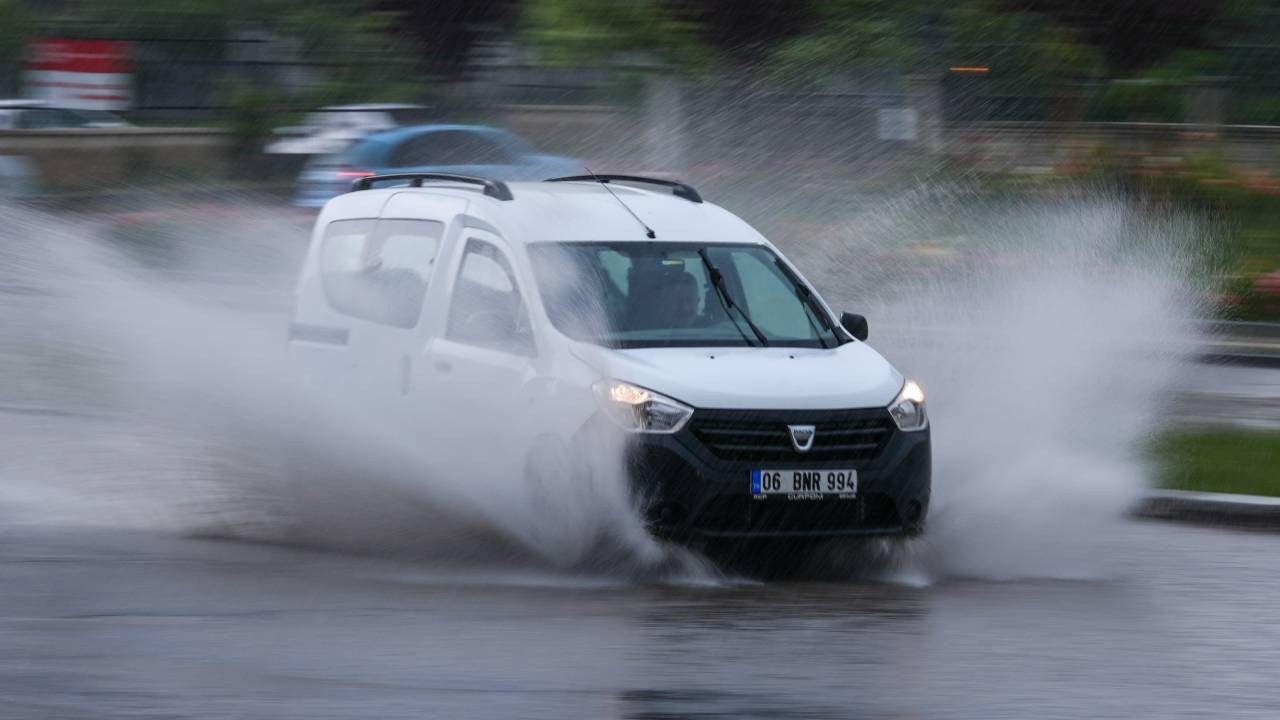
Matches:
[[3, 518, 1278, 719], [0, 192, 1269, 718]]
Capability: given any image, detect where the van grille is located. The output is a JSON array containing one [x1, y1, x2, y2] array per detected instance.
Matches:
[[689, 408, 895, 463]]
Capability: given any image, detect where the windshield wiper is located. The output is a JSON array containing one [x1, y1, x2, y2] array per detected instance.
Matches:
[[698, 248, 769, 347], [773, 258, 837, 348]]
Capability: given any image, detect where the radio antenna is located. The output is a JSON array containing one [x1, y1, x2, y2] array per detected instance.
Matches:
[[586, 167, 655, 238]]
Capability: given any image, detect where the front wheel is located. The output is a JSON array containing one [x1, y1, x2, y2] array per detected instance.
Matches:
[[523, 436, 601, 566]]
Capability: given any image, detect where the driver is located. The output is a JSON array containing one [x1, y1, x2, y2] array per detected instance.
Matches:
[[661, 270, 700, 327]]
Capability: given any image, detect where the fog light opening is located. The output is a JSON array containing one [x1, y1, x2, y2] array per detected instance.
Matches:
[[653, 502, 685, 525]]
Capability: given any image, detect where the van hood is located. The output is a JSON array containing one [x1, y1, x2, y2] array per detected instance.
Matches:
[[569, 342, 905, 411]]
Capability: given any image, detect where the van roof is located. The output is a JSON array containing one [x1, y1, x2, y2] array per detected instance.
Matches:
[[318, 179, 768, 246]]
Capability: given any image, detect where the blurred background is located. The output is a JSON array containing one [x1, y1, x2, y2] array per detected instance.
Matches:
[[2, 0, 1280, 316]]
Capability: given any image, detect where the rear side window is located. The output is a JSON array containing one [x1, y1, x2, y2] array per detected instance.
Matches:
[[334, 139, 389, 169], [392, 131, 515, 167], [387, 108, 434, 125], [318, 218, 442, 328]]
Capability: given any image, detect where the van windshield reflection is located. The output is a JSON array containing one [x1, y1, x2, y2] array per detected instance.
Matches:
[[528, 242, 842, 349]]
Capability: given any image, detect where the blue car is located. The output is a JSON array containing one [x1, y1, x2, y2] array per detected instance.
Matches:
[[293, 124, 582, 208]]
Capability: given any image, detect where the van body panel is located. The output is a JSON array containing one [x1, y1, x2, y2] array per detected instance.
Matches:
[[567, 343, 904, 411]]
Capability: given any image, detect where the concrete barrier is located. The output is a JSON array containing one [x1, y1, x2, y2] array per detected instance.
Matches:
[[0, 128, 231, 191]]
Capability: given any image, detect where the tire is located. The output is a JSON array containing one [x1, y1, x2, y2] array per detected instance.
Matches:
[[523, 435, 598, 565]]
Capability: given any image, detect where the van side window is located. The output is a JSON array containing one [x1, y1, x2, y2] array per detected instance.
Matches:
[[318, 218, 442, 328], [447, 239, 534, 355]]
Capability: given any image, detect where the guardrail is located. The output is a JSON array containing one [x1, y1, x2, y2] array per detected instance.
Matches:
[[1193, 320, 1280, 368], [942, 121, 1280, 172], [946, 121, 1280, 141]]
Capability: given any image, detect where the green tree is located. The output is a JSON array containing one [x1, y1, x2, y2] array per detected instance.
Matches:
[[29, 0, 431, 107], [0, 0, 30, 57], [770, 0, 934, 82], [521, 0, 712, 71], [0, 0, 28, 95], [772, 0, 1100, 80]]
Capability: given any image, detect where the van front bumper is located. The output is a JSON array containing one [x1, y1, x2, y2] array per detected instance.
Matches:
[[616, 406, 931, 543]]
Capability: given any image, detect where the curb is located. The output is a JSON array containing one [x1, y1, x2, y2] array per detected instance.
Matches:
[[1134, 490, 1280, 530], [1198, 351, 1280, 369]]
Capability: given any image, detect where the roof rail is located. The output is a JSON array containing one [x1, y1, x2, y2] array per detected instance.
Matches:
[[352, 173, 513, 201], [545, 174, 702, 204]]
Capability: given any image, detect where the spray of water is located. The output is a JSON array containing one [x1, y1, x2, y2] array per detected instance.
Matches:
[[0, 179, 1209, 583], [786, 183, 1210, 580], [0, 196, 720, 580]]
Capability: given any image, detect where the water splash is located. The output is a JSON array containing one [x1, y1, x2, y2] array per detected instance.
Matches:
[[786, 184, 1210, 580], [0, 180, 1210, 584], [0, 197, 685, 580]]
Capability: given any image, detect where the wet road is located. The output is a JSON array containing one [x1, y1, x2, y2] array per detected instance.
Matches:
[[3, 519, 1279, 719], [3, 197, 1278, 719]]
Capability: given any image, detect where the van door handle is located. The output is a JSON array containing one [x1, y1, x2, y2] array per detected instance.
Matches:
[[399, 355, 412, 395]]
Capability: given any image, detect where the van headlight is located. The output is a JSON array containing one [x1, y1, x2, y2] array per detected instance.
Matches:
[[592, 380, 693, 434], [888, 380, 928, 432]]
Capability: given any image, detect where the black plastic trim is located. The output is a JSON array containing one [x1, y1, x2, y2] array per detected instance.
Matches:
[[545, 174, 703, 203], [352, 173, 513, 201], [288, 322, 350, 346]]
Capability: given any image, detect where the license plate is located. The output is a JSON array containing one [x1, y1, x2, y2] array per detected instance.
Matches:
[[750, 469, 858, 498]]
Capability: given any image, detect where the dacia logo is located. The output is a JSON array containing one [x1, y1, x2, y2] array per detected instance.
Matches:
[[788, 424, 816, 453]]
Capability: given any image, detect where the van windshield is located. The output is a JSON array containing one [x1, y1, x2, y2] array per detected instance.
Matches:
[[528, 242, 844, 349]]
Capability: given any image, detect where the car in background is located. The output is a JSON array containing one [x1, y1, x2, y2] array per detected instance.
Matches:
[[0, 100, 130, 129], [293, 124, 581, 208], [265, 103, 435, 157]]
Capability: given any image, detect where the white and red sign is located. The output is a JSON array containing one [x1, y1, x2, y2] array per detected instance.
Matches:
[[24, 38, 134, 110]]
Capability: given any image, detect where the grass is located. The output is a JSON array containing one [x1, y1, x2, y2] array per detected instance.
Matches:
[[1153, 430, 1280, 497]]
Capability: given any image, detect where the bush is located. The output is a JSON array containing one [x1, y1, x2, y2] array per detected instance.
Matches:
[[1231, 94, 1280, 125], [223, 83, 278, 157], [1085, 80, 1183, 122]]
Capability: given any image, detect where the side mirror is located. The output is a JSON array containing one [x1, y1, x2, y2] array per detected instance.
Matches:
[[840, 312, 869, 341]]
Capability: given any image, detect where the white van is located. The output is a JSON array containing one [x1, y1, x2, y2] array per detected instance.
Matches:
[[289, 173, 930, 544]]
